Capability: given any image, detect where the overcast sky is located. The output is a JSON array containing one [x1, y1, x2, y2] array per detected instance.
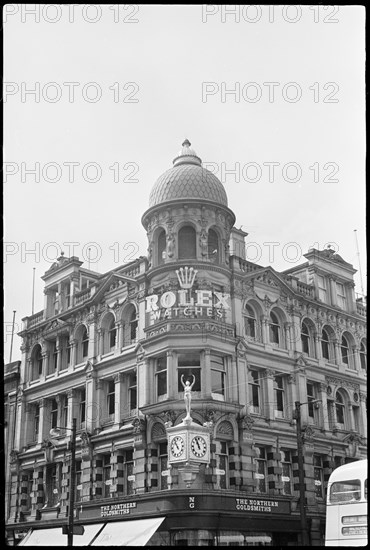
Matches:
[[4, 4, 366, 362]]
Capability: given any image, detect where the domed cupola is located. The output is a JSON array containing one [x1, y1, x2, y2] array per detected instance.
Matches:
[[142, 140, 236, 270], [149, 140, 228, 208]]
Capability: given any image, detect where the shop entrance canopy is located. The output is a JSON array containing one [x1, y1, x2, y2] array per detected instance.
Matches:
[[91, 517, 165, 546], [18, 517, 165, 546]]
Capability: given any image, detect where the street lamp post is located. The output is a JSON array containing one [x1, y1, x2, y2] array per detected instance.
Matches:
[[294, 401, 310, 546], [50, 417, 77, 547], [293, 400, 322, 546], [68, 418, 77, 547]]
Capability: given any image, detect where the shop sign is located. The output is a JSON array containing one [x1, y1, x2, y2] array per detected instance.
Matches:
[[101, 502, 137, 517], [146, 267, 230, 322], [235, 498, 286, 514]]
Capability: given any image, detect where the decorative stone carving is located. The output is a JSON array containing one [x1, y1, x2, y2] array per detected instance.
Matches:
[[132, 417, 146, 434], [239, 414, 255, 431]]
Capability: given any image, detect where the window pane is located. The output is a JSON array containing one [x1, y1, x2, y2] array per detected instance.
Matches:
[[178, 368, 201, 392], [211, 370, 224, 395], [330, 480, 362, 503]]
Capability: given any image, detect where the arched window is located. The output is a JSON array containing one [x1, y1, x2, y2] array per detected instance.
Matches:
[[244, 305, 256, 339], [269, 311, 280, 345], [178, 225, 196, 259], [360, 341, 367, 370], [108, 318, 116, 350], [335, 391, 345, 428], [82, 328, 89, 358], [31, 344, 43, 380], [208, 229, 219, 263], [341, 335, 349, 365], [76, 326, 89, 364], [157, 229, 166, 266], [123, 305, 138, 347], [321, 328, 332, 361], [301, 321, 311, 355]]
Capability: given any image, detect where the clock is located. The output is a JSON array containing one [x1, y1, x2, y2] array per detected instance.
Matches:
[[190, 435, 207, 458], [170, 435, 185, 458]]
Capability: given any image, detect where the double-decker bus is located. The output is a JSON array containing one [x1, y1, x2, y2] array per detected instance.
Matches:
[[325, 458, 367, 546]]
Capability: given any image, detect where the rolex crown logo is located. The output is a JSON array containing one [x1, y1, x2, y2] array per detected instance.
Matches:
[[176, 266, 197, 289]]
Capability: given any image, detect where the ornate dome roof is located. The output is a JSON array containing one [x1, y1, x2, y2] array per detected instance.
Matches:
[[148, 140, 228, 208]]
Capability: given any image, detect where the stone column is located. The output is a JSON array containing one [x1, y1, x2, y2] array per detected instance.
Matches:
[[261, 315, 269, 344], [333, 339, 342, 365], [296, 367, 309, 424], [352, 346, 360, 371], [69, 338, 76, 369], [116, 321, 123, 350], [167, 350, 175, 399], [265, 369, 275, 420], [38, 399, 47, 444], [329, 276, 337, 307], [359, 393, 367, 436], [137, 358, 149, 408], [66, 389, 78, 431], [314, 332, 321, 360], [229, 355, 238, 403], [318, 383, 330, 431], [287, 374, 298, 419], [55, 335, 61, 374], [235, 352, 247, 406], [114, 373, 123, 425], [203, 348, 211, 398]]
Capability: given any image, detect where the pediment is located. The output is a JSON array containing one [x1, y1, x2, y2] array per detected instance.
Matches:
[[43, 318, 70, 337], [246, 267, 297, 300]]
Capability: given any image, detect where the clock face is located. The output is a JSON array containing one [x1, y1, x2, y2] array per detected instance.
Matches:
[[170, 435, 185, 458], [191, 435, 207, 458]]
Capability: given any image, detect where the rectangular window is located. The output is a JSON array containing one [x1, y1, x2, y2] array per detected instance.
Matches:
[[274, 375, 285, 418], [75, 459, 82, 502], [155, 357, 167, 400], [307, 382, 316, 420], [34, 404, 40, 441], [103, 454, 111, 498], [211, 355, 225, 400], [314, 455, 324, 498], [46, 464, 60, 507], [125, 450, 135, 495], [61, 396, 68, 429], [129, 373, 137, 413], [254, 447, 267, 493], [107, 380, 115, 418], [280, 450, 292, 495], [217, 441, 229, 490], [20, 471, 33, 511], [159, 442, 168, 490], [177, 353, 201, 393], [80, 389, 86, 427], [317, 275, 327, 303], [249, 370, 261, 414], [50, 399, 58, 429], [336, 282, 347, 310]]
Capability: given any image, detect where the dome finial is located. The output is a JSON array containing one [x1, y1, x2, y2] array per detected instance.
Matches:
[[173, 139, 202, 167]]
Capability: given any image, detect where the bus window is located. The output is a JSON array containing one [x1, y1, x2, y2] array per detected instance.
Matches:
[[330, 480, 361, 503]]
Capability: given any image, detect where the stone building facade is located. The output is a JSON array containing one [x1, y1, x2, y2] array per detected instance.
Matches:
[[5, 141, 367, 546]]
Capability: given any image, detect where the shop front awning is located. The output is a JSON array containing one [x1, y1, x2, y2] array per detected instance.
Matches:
[[18, 523, 105, 546], [91, 517, 165, 546]]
